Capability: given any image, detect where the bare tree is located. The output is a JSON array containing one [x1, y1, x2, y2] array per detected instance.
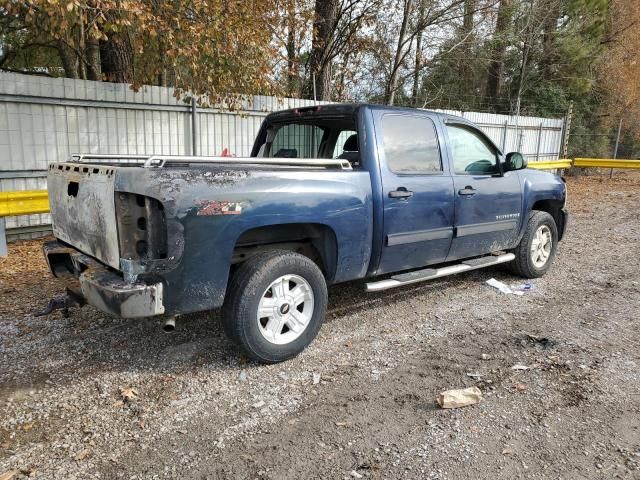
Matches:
[[385, 0, 413, 105], [384, 0, 468, 105], [304, 0, 377, 101]]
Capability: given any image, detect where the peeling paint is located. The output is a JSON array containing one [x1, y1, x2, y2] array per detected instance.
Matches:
[[197, 201, 244, 216]]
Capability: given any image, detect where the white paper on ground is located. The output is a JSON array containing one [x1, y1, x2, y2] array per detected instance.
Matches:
[[486, 278, 524, 295]]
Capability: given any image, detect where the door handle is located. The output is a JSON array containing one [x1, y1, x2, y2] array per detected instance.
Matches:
[[458, 186, 477, 196], [389, 189, 413, 199]]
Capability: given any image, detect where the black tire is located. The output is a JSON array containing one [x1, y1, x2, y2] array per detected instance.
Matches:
[[509, 210, 559, 278], [222, 250, 328, 363]]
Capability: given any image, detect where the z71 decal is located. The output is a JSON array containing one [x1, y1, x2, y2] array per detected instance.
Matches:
[[197, 200, 244, 216]]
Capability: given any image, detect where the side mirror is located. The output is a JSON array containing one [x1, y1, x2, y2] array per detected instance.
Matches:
[[505, 152, 527, 171]]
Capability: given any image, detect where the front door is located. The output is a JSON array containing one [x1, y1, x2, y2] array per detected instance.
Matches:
[[376, 112, 455, 275], [443, 123, 522, 261]]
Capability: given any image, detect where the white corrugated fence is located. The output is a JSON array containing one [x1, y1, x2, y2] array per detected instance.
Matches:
[[0, 72, 566, 239]]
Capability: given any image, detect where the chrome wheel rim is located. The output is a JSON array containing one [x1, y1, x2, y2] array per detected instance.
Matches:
[[531, 225, 552, 268], [257, 274, 314, 345]]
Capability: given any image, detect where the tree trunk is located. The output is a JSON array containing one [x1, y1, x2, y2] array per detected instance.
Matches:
[[484, 0, 513, 111], [540, 2, 560, 79], [85, 38, 102, 81], [411, 31, 423, 105], [462, 0, 475, 35], [305, 0, 339, 101], [57, 40, 80, 79], [286, 0, 298, 96], [411, 0, 428, 106], [100, 32, 134, 83], [386, 0, 413, 105]]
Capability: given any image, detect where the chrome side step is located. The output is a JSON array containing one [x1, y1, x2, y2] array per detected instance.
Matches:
[[365, 253, 515, 292]]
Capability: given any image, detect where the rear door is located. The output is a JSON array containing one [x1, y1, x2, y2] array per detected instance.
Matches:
[[443, 122, 522, 261], [375, 112, 455, 275]]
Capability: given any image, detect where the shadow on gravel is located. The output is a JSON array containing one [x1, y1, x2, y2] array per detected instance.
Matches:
[[1, 262, 521, 395]]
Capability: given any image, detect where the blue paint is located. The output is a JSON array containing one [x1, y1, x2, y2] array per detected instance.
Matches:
[[112, 104, 567, 315]]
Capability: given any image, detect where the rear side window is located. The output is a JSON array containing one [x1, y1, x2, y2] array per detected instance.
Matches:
[[382, 115, 441, 173], [269, 124, 324, 158], [333, 130, 357, 158]]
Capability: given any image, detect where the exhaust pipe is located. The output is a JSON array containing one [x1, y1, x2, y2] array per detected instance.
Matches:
[[163, 317, 176, 332]]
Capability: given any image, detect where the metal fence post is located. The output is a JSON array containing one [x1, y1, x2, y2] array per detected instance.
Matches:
[[501, 120, 508, 151], [518, 131, 524, 152], [560, 101, 573, 176], [561, 101, 573, 159], [0, 218, 7, 257], [535, 122, 542, 161], [191, 97, 199, 156], [610, 117, 622, 179]]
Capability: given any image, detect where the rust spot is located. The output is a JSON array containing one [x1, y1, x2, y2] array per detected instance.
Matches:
[[197, 200, 244, 216]]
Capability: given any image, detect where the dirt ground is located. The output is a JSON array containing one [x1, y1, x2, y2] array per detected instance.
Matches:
[[1, 172, 639, 480]]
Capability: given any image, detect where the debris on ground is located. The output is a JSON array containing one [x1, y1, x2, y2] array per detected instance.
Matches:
[[485, 278, 524, 295], [119, 387, 138, 402], [74, 447, 92, 461], [313, 373, 321, 385], [0, 470, 18, 480], [511, 364, 530, 371], [436, 386, 483, 409], [512, 282, 535, 292]]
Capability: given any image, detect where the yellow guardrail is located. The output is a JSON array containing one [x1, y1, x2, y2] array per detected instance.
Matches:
[[528, 159, 572, 170], [0, 157, 638, 218], [0, 190, 50, 217], [573, 158, 640, 169]]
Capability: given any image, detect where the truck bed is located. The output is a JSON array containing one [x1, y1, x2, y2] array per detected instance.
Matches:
[[47, 154, 373, 315]]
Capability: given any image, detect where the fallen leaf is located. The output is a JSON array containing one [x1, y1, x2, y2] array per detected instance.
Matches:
[[515, 383, 527, 392], [502, 447, 514, 455], [119, 387, 138, 402], [0, 470, 18, 480], [75, 447, 92, 461]]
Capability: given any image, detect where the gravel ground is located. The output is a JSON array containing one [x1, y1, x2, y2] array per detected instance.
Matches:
[[1, 172, 639, 480]]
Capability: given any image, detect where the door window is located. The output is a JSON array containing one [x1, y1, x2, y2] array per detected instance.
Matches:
[[447, 125, 498, 175], [382, 115, 442, 173]]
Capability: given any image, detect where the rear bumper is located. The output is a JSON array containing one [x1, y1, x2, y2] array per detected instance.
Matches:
[[558, 208, 569, 241], [43, 240, 165, 318]]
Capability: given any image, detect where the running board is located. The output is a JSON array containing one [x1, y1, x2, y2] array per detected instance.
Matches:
[[365, 253, 515, 292]]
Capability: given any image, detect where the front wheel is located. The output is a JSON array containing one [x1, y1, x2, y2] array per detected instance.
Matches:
[[509, 210, 558, 278], [222, 250, 328, 363]]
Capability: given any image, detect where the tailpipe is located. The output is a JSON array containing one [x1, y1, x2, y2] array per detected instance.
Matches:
[[163, 317, 176, 333]]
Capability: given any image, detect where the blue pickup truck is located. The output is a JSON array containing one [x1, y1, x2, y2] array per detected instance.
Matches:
[[44, 104, 568, 362]]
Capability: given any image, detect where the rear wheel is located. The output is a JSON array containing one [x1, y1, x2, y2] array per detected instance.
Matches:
[[509, 211, 558, 278], [222, 250, 328, 363]]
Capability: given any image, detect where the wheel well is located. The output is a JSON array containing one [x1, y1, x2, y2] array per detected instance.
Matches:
[[232, 223, 338, 281], [532, 199, 563, 231]]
